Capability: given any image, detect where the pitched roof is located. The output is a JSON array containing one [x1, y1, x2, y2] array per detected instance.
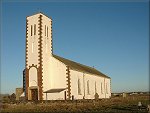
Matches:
[[53, 54, 110, 78]]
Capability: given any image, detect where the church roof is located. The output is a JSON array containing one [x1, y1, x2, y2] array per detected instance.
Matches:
[[53, 54, 110, 78]]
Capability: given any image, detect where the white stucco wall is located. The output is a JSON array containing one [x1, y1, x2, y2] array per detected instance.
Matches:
[[42, 56, 67, 100], [43, 57, 111, 100], [43, 90, 67, 100], [26, 14, 40, 69], [26, 14, 42, 101], [40, 14, 52, 99], [70, 69, 111, 99]]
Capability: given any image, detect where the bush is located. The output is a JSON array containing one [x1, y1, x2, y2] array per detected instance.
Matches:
[[9, 93, 16, 102], [2, 96, 10, 103]]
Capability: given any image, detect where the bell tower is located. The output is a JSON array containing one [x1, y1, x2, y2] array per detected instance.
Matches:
[[25, 13, 52, 100]]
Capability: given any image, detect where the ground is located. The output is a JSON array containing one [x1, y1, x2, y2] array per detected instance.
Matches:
[[0, 94, 149, 113]]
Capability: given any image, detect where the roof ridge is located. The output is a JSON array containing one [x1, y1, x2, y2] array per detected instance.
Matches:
[[54, 54, 95, 69]]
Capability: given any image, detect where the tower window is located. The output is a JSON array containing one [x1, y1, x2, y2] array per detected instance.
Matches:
[[47, 26, 48, 37], [78, 79, 81, 95], [87, 80, 90, 95], [45, 25, 46, 36], [32, 42, 34, 53], [46, 44, 47, 53], [31, 25, 33, 36], [34, 24, 36, 35]]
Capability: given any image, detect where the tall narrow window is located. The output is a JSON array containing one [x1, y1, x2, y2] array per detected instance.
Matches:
[[46, 44, 47, 53], [45, 25, 46, 36], [34, 24, 36, 35], [32, 42, 34, 53], [47, 26, 48, 37], [31, 25, 33, 36], [106, 83, 108, 94], [78, 79, 81, 95], [95, 81, 97, 94], [87, 80, 90, 95], [101, 82, 103, 94]]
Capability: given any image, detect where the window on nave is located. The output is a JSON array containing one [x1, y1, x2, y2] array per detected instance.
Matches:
[[87, 80, 90, 95], [78, 79, 81, 95]]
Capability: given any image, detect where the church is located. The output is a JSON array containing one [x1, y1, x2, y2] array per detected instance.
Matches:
[[24, 12, 111, 100]]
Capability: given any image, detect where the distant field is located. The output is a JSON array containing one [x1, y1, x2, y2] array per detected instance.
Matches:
[[0, 94, 149, 113]]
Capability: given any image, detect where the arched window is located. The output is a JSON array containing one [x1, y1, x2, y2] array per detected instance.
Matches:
[[34, 24, 36, 35], [106, 83, 108, 94], [78, 79, 81, 95], [29, 67, 37, 86], [87, 80, 90, 95], [31, 25, 33, 36], [95, 81, 97, 94], [47, 26, 48, 37], [45, 25, 46, 36], [101, 82, 103, 94]]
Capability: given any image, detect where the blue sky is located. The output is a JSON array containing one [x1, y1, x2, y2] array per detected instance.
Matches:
[[1, 0, 149, 94]]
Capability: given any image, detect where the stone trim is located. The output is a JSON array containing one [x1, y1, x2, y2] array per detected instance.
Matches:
[[25, 18, 29, 68], [25, 18, 29, 100], [29, 64, 38, 70], [27, 65, 39, 100], [37, 14, 44, 100], [23, 69, 26, 92], [66, 66, 71, 100]]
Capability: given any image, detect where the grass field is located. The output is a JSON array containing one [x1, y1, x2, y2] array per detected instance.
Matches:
[[0, 94, 149, 113]]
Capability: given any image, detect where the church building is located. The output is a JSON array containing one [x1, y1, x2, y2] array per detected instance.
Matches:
[[24, 12, 111, 100]]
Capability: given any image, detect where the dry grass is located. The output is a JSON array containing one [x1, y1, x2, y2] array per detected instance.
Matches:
[[0, 95, 149, 113]]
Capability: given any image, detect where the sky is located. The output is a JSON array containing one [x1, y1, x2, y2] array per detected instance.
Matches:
[[1, 0, 149, 94]]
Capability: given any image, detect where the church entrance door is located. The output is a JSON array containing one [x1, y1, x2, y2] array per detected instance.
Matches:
[[31, 89, 38, 101]]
